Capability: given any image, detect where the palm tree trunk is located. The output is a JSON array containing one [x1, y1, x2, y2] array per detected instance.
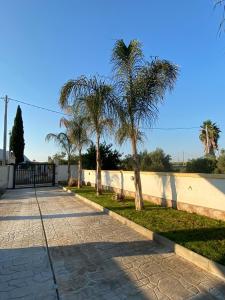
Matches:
[[78, 148, 82, 188], [96, 133, 102, 195], [131, 136, 144, 210]]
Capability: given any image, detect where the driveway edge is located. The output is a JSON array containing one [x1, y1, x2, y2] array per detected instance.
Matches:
[[63, 187, 225, 281]]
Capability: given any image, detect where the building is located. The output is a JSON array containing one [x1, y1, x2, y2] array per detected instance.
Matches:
[[0, 149, 29, 165]]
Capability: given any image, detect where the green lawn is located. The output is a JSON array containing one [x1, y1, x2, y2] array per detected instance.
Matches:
[[69, 186, 225, 265]]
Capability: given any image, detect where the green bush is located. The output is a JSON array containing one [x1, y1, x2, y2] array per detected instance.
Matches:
[[121, 148, 172, 172], [82, 142, 122, 170], [140, 148, 172, 172], [216, 149, 225, 174], [186, 157, 217, 173]]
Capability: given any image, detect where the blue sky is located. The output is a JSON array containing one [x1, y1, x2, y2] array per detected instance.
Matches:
[[0, 0, 225, 162]]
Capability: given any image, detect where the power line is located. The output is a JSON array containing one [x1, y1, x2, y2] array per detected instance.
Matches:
[[1, 97, 70, 116], [141, 126, 199, 130], [1, 96, 200, 130]]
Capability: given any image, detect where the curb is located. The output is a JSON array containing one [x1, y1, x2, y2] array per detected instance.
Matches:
[[63, 187, 225, 281]]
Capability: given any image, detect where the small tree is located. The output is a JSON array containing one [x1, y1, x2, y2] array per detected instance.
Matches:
[[10, 105, 25, 164]]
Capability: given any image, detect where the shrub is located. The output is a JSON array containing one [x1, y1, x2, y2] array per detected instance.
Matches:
[[216, 149, 225, 174], [82, 142, 122, 170], [186, 157, 217, 173], [121, 148, 172, 172], [140, 148, 172, 172]]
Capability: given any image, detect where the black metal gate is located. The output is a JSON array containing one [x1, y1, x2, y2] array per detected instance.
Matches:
[[13, 163, 55, 188]]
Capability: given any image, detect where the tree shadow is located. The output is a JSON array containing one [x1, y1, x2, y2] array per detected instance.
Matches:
[[1, 239, 225, 299], [160, 174, 177, 209], [0, 211, 105, 221], [2, 187, 225, 299], [3, 187, 74, 200]]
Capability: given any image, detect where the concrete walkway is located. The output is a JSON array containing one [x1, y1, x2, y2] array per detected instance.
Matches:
[[0, 188, 225, 300]]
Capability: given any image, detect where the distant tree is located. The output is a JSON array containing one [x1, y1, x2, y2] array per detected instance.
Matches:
[[140, 149, 172, 172], [45, 132, 74, 182], [82, 142, 122, 170], [216, 149, 225, 173], [186, 157, 217, 174], [49, 152, 78, 165], [10, 105, 25, 164], [111, 39, 178, 210], [199, 120, 221, 156], [121, 148, 172, 172], [51, 152, 67, 164], [121, 155, 134, 171], [59, 76, 114, 195]]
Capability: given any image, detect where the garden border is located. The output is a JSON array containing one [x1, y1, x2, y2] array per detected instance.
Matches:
[[63, 187, 225, 281]]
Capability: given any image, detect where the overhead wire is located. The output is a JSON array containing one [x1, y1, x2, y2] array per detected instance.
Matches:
[[0, 96, 200, 130]]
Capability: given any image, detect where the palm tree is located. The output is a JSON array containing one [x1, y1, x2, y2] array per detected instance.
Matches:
[[60, 113, 89, 188], [111, 39, 178, 210], [215, 0, 225, 32], [59, 76, 113, 195], [200, 120, 221, 156], [45, 132, 74, 183]]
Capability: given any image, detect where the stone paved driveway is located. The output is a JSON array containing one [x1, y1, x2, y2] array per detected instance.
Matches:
[[1, 188, 225, 299]]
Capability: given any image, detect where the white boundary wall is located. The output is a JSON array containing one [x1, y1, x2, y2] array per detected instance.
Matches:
[[57, 165, 78, 182], [83, 169, 225, 220], [0, 166, 9, 191]]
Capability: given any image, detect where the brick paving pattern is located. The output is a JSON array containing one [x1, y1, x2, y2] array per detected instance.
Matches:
[[0, 187, 225, 299]]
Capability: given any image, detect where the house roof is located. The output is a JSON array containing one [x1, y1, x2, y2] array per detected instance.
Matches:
[[0, 149, 30, 162]]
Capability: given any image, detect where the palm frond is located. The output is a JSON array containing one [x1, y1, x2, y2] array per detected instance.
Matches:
[[111, 39, 179, 140], [45, 132, 74, 156], [111, 39, 143, 78]]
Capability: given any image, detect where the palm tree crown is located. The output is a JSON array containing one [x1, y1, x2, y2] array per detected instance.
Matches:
[[112, 39, 178, 133], [59, 76, 113, 136], [45, 132, 74, 156], [200, 120, 221, 156]]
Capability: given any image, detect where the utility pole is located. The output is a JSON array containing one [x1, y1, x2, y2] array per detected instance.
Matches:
[[205, 125, 209, 155], [3, 95, 8, 165]]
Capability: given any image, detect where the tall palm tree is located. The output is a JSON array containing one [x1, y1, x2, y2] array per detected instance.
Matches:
[[60, 113, 90, 188], [200, 120, 221, 156], [59, 76, 113, 195], [111, 39, 178, 210], [45, 132, 74, 183]]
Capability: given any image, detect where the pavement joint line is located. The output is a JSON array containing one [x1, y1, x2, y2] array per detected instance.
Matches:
[[34, 187, 60, 300], [63, 186, 225, 282]]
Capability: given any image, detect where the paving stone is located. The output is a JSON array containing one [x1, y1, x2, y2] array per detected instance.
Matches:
[[0, 189, 57, 300], [1, 187, 225, 299]]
